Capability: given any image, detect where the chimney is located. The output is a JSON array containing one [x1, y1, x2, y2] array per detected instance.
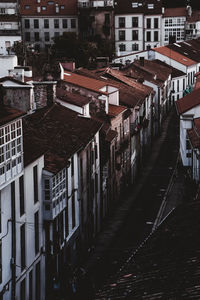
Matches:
[[33, 81, 57, 109], [55, 3, 59, 13], [187, 5, 192, 17], [140, 57, 144, 66]]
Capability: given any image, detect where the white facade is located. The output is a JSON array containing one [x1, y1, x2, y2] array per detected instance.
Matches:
[[22, 16, 78, 49], [0, 1, 21, 55], [0, 55, 18, 78], [162, 16, 186, 45], [179, 106, 200, 167], [172, 74, 187, 101]]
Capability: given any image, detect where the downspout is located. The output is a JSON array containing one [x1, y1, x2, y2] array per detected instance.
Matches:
[[11, 182, 16, 300]]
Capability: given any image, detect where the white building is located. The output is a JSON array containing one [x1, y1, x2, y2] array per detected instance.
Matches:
[[0, 1, 21, 55], [20, 0, 78, 50], [114, 0, 162, 56]]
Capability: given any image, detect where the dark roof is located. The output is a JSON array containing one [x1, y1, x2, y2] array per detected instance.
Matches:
[[108, 104, 127, 117], [23, 103, 102, 172], [123, 59, 172, 86], [95, 201, 200, 299], [56, 87, 91, 107], [20, 0, 77, 16], [115, 0, 162, 15], [0, 105, 25, 127], [166, 40, 200, 63], [176, 88, 200, 115], [153, 59, 186, 78], [187, 10, 200, 22], [164, 7, 187, 17], [75, 68, 149, 108]]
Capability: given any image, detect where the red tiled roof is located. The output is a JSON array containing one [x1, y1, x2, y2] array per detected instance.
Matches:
[[75, 68, 148, 108], [23, 103, 102, 171], [63, 71, 116, 95], [0, 105, 25, 126], [56, 87, 91, 107], [20, 0, 77, 16], [187, 10, 200, 22], [176, 88, 200, 115], [108, 104, 126, 117], [154, 46, 196, 66], [164, 7, 187, 17]]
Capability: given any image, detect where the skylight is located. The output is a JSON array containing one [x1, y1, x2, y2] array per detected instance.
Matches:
[[173, 43, 181, 47]]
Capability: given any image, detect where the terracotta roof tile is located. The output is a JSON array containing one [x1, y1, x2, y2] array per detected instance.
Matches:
[[63, 71, 117, 95], [154, 46, 196, 66], [176, 88, 200, 115], [0, 106, 25, 127], [75, 68, 149, 108], [23, 103, 102, 171], [56, 87, 91, 107], [164, 7, 187, 17], [20, 0, 77, 16], [108, 104, 127, 117]]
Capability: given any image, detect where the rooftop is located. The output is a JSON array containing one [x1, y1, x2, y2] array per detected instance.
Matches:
[[63, 71, 117, 95], [176, 88, 200, 115], [56, 87, 91, 107], [108, 104, 127, 118], [0, 105, 25, 127], [187, 118, 200, 148], [23, 103, 102, 172], [95, 201, 200, 299], [166, 40, 200, 63], [164, 7, 187, 17], [154, 46, 196, 66], [20, 0, 77, 16], [75, 68, 149, 108], [115, 0, 162, 15]]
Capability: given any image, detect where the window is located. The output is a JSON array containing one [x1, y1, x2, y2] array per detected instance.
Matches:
[[119, 30, 125, 41], [34, 32, 40, 42], [0, 192, 1, 234], [42, 6, 46, 10], [105, 13, 110, 24], [33, 165, 38, 203], [20, 279, 26, 300], [183, 78, 185, 90], [154, 31, 158, 41], [95, 173, 98, 193], [0, 8, 5, 14], [44, 32, 49, 41], [119, 44, 126, 51], [34, 19, 39, 29], [35, 262, 41, 300], [61, 5, 65, 9], [24, 5, 30, 9], [72, 193, 75, 228], [147, 31, 151, 41], [177, 80, 179, 92], [65, 206, 69, 237], [132, 43, 139, 51], [25, 19, 30, 29], [119, 17, 125, 28], [71, 19, 76, 28], [148, 3, 154, 9], [132, 30, 138, 40], [71, 157, 74, 177], [29, 271, 33, 300], [147, 18, 151, 28], [44, 19, 49, 28], [25, 32, 30, 42], [132, 17, 138, 27], [19, 175, 25, 216], [62, 19, 68, 28], [20, 224, 26, 270], [54, 32, 59, 38], [54, 19, 59, 28], [34, 211, 39, 254], [132, 2, 138, 7], [154, 18, 158, 28]]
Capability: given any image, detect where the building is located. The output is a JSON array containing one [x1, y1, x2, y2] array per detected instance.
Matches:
[[20, 0, 78, 50], [0, 1, 21, 55], [114, 0, 162, 56]]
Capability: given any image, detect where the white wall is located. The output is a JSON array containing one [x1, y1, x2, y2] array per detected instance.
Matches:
[[0, 55, 18, 78]]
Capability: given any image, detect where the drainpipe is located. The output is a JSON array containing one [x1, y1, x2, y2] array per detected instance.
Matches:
[[11, 182, 16, 300]]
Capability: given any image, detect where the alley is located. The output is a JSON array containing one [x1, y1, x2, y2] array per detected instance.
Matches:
[[80, 107, 181, 297]]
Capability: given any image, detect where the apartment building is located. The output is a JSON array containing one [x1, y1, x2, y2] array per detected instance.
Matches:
[[0, 1, 21, 55], [20, 0, 78, 50], [114, 0, 162, 56]]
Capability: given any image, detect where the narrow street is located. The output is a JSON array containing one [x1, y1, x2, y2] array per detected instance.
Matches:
[[80, 107, 182, 297]]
